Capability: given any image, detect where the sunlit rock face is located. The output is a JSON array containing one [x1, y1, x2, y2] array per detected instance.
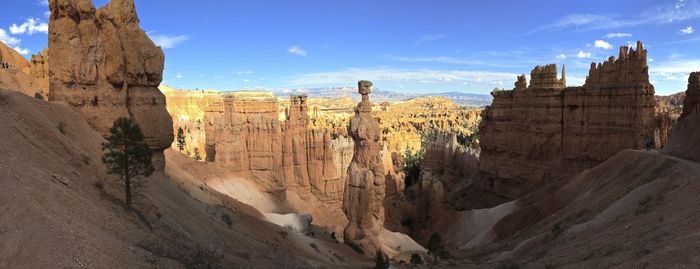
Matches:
[[202, 92, 351, 203], [161, 86, 222, 160], [342, 80, 386, 243], [480, 41, 656, 189], [48, 0, 173, 168]]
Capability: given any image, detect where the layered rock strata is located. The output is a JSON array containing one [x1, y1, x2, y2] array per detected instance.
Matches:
[[48, 0, 173, 168], [204, 92, 351, 202], [480, 41, 656, 188], [342, 80, 386, 243]]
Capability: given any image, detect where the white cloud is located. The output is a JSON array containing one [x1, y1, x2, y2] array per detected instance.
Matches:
[[233, 70, 253, 75], [151, 34, 190, 49], [176, 74, 183, 79], [0, 29, 20, 46], [593, 40, 613, 49], [37, 0, 48, 6], [387, 55, 483, 65], [13, 46, 29, 55], [577, 51, 592, 59], [9, 18, 48, 35], [556, 54, 567, 60], [606, 32, 632, 38], [680, 26, 695, 34], [288, 46, 307, 56], [44, 11, 51, 18], [287, 67, 518, 86], [414, 34, 447, 46]]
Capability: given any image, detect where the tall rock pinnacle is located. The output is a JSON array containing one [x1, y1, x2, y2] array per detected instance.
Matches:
[[342, 80, 386, 243]]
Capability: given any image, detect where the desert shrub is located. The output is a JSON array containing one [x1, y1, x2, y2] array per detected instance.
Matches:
[[58, 122, 66, 134], [410, 253, 423, 265], [221, 214, 233, 228]]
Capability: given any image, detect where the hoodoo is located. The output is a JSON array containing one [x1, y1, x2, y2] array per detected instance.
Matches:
[[47, 0, 173, 168], [342, 80, 386, 243]]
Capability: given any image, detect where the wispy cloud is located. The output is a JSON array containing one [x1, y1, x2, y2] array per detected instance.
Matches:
[[233, 70, 253, 75], [386, 55, 483, 65], [9, 18, 48, 35], [151, 34, 190, 49], [556, 54, 567, 60], [414, 34, 447, 46], [680, 26, 695, 34], [287, 67, 518, 87], [288, 46, 307, 56], [606, 32, 632, 38], [37, 0, 48, 6], [0, 29, 20, 46], [13, 46, 29, 55], [530, 0, 700, 34], [593, 40, 613, 49], [577, 51, 592, 59]]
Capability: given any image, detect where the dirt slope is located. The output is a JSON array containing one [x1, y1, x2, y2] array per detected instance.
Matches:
[[0, 89, 368, 268], [436, 146, 700, 268]]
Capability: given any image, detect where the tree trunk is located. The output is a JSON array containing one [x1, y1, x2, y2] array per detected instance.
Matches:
[[125, 175, 132, 209]]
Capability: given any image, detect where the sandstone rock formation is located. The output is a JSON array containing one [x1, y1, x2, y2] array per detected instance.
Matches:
[[161, 86, 222, 159], [342, 80, 386, 243], [29, 48, 50, 95], [0, 42, 46, 96], [48, 0, 173, 168], [479, 41, 656, 191], [682, 72, 700, 118], [203, 92, 351, 204]]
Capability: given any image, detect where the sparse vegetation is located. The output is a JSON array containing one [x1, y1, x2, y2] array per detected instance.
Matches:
[[177, 127, 186, 151], [373, 251, 390, 269], [193, 147, 202, 161], [403, 149, 424, 188], [427, 233, 448, 265], [58, 121, 66, 134], [102, 117, 154, 209], [221, 213, 233, 228], [410, 253, 423, 265]]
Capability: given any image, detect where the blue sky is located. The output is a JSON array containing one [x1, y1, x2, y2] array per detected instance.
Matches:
[[4, 0, 700, 95]]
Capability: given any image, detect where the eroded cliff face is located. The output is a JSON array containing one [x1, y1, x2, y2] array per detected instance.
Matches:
[[203, 92, 352, 204], [682, 72, 700, 118], [48, 0, 173, 168], [161, 86, 222, 159], [480, 41, 656, 190], [342, 80, 386, 245]]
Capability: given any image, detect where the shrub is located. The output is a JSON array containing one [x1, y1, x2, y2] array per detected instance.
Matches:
[[221, 214, 233, 228], [410, 253, 423, 265]]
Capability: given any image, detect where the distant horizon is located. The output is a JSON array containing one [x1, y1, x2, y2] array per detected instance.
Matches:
[[5, 0, 700, 95]]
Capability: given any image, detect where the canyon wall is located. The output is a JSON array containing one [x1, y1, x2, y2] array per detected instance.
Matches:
[[48, 0, 173, 168], [161, 86, 222, 159], [203, 92, 352, 203], [479, 41, 656, 188]]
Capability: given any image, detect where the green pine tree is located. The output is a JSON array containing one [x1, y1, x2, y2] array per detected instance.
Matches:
[[193, 147, 201, 161], [373, 251, 390, 269], [177, 127, 186, 151], [102, 117, 154, 209], [427, 233, 446, 265]]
